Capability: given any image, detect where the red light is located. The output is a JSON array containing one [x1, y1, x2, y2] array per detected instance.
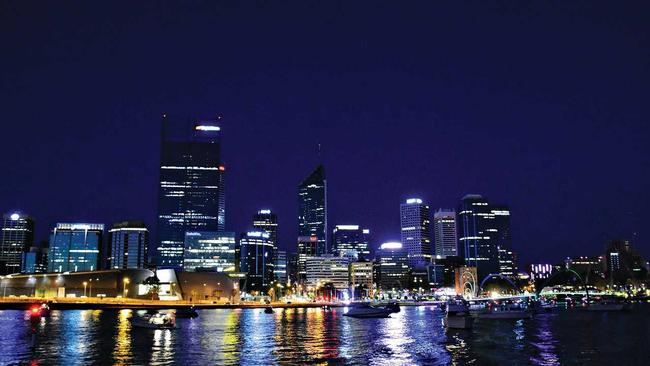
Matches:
[[31, 307, 40, 314], [218, 166, 225, 171]]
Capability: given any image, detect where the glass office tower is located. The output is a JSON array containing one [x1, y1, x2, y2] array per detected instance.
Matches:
[[239, 231, 274, 292], [156, 116, 226, 269], [108, 221, 149, 269], [331, 225, 370, 260], [47, 223, 104, 273], [0, 212, 34, 275], [183, 231, 237, 272], [433, 209, 458, 258], [400, 198, 432, 266], [298, 165, 327, 255], [457, 195, 515, 281]]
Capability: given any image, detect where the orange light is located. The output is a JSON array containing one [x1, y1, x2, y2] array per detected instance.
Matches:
[[218, 166, 225, 171], [31, 307, 40, 314]]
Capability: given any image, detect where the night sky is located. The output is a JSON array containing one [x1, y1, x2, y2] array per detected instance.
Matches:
[[1, 1, 649, 265]]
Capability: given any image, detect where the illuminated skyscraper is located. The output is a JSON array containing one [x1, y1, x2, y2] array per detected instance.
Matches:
[[0, 213, 34, 275], [400, 198, 431, 266], [253, 209, 278, 257], [433, 209, 457, 258], [457, 194, 515, 280], [297, 235, 318, 282], [298, 165, 327, 255], [47, 223, 104, 273], [239, 231, 274, 292], [155, 116, 226, 270], [331, 225, 370, 260], [108, 221, 148, 269], [183, 231, 237, 272]]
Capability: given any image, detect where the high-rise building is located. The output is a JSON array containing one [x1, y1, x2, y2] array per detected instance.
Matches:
[[0, 213, 34, 275], [21, 242, 48, 274], [47, 223, 104, 273], [156, 117, 226, 270], [457, 195, 515, 281], [298, 165, 327, 255], [305, 255, 350, 293], [400, 198, 431, 266], [376, 242, 410, 290], [183, 231, 237, 272], [239, 231, 274, 292], [433, 209, 457, 258], [297, 235, 319, 282], [108, 221, 148, 269], [274, 250, 287, 283], [331, 225, 370, 260], [253, 209, 278, 264]]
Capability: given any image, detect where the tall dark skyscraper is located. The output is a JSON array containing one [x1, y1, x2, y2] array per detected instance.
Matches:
[[108, 221, 149, 269], [297, 165, 327, 255], [156, 117, 226, 270], [457, 194, 515, 281], [0, 213, 34, 275], [400, 198, 432, 266], [239, 230, 274, 292]]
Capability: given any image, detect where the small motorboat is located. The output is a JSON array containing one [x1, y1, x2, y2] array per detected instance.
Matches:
[[264, 306, 274, 314], [343, 304, 392, 319], [39, 303, 52, 317], [175, 306, 199, 318], [322, 305, 332, 311], [443, 299, 475, 329], [129, 313, 176, 329]]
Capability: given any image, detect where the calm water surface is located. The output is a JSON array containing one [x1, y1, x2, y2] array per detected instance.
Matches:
[[0, 305, 648, 365]]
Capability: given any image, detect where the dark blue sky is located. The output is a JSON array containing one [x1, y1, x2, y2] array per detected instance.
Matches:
[[1, 1, 649, 265]]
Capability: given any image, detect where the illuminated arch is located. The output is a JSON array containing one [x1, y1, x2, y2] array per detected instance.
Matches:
[[478, 273, 519, 295]]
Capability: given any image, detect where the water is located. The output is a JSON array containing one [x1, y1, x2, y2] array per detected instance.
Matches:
[[0, 305, 648, 365]]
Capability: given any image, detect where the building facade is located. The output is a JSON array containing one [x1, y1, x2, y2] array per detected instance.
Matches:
[[400, 198, 432, 266], [349, 260, 374, 299], [433, 209, 457, 258], [376, 242, 410, 291], [21, 245, 48, 274], [457, 195, 515, 281], [305, 255, 350, 292], [183, 231, 237, 272], [298, 165, 327, 255], [331, 225, 370, 260], [47, 223, 104, 273], [274, 250, 287, 283], [108, 221, 148, 269], [0, 213, 35, 275], [239, 231, 274, 293], [297, 235, 318, 282], [156, 117, 226, 270]]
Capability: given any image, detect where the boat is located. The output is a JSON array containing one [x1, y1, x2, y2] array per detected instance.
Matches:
[[129, 313, 176, 329], [384, 302, 401, 313], [175, 306, 199, 318], [39, 303, 52, 317], [322, 305, 332, 311], [444, 299, 474, 329], [343, 304, 392, 318], [264, 306, 274, 314], [478, 304, 532, 320]]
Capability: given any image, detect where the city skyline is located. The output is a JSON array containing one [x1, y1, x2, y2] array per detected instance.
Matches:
[[1, 2, 649, 266]]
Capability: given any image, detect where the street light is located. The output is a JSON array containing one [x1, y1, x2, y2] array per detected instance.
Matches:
[[89, 279, 93, 297], [123, 278, 130, 298], [83, 281, 88, 297]]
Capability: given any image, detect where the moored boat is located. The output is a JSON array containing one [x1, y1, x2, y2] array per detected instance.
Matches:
[[444, 299, 474, 329], [130, 313, 176, 329], [478, 304, 532, 320], [344, 304, 392, 318]]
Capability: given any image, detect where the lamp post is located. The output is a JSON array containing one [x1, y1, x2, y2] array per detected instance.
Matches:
[[83, 281, 88, 297], [89, 279, 92, 297], [123, 278, 130, 298]]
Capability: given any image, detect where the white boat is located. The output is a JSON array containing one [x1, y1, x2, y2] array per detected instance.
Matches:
[[344, 305, 392, 318], [129, 313, 176, 329], [478, 304, 532, 320], [444, 300, 475, 329]]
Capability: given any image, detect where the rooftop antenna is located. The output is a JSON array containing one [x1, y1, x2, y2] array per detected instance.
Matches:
[[317, 143, 322, 163]]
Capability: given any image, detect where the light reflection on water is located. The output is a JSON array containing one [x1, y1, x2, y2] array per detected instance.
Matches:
[[0, 305, 648, 365]]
